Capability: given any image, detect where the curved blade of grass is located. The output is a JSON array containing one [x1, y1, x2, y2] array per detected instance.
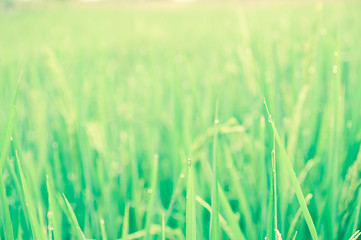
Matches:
[[144, 154, 159, 240], [162, 212, 165, 240], [199, 149, 246, 240], [0, 74, 21, 240], [223, 144, 256, 239], [0, 171, 14, 239], [196, 195, 233, 239], [349, 230, 361, 240], [122, 204, 130, 240], [100, 218, 108, 240], [210, 101, 220, 240], [62, 193, 86, 240], [272, 134, 279, 235], [186, 158, 196, 240], [5, 159, 30, 224], [0, 72, 22, 173], [264, 99, 319, 240], [16, 151, 44, 240], [118, 224, 184, 240], [286, 194, 313, 240], [46, 175, 61, 240], [267, 159, 274, 240]]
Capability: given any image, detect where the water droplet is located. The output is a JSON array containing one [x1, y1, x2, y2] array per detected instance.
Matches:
[[100, 219, 105, 225], [48, 226, 54, 231], [214, 119, 219, 124], [268, 115, 272, 123], [319, 28, 327, 36], [308, 65, 315, 74], [180, 173, 185, 179], [346, 120, 352, 129], [187, 157, 191, 165], [147, 189, 153, 194], [10, 136, 13, 141], [332, 65, 338, 74], [67, 173, 76, 181]]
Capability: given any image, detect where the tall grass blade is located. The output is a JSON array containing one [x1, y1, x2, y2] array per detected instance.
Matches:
[[210, 102, 220, 240], [286, 194, 313, 240], [145, 154, 159, 240], [162, 212, 165, 240], [16, 151, 44, 240], [0, 72, 22, 172], [100, 218, 108, 240], [62, 193, 86, 240], [0, 171, 14, 239], [186, 158, 196, 240], [122, 204, 130, 240], [264, 99, 319, 240], [46, 175, 61, 240], [196, 196, 233, 239]]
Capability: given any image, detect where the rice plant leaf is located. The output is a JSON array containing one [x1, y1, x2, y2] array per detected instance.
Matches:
[[196, 195, 233, 239], [286, 194, 313, 240], [145, 154, 159, 240], [16, 151, 44, 240], [46, 175, 61, 240], [62, 193, 86, 240], [0, 72, 22, 172], [162, 212, 165, 240], [122, 204, 130, 240], [117, 224, 184, 240], [210, 102, 220, 240], [100, 218, 108, 240], [264, 99, 319, 240], [186, 158, 196, 240], [0, 171, 14, 239]]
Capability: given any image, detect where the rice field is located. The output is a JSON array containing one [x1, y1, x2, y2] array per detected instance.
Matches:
[[1, 1, 361, 239]]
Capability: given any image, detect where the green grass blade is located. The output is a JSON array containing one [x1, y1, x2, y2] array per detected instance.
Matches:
[[16, 151, 44, 240], [118, 224, 184, 240], [0, 72, 22, 172], [223, 144, 255, 239], [349, 230, 361, 240], [196, 195, 233, 239], [264, 99, 319, 240], [145, 154, 159, 240], [286, 194, 312, 240], [272, 134, 278, 234], [0, 171, 14, 239], [100, 218, 108, 240], [267, 158, 274, 240], [186, 158, 196, 240], [62, 193, 86, 240], [162, 212, 165, 240], [210, 102, 220, 240], [122, 204, 130, 240], [217, 187, 246, 240], [199, 147, 246, 240], [46, 175, 61, 240]]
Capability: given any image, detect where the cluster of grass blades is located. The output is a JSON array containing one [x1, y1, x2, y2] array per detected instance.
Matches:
[[1, 76, 361, 239], [1, 2, 361, 239]]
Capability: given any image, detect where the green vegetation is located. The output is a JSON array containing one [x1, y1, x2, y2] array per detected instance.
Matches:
[[1, 2, 361, 239]]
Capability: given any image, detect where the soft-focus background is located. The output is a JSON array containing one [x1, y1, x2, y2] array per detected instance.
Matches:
[[1, 1, 361, 239]]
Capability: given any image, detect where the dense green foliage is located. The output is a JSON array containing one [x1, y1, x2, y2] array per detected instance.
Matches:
[[0, 2, 361, 239]]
